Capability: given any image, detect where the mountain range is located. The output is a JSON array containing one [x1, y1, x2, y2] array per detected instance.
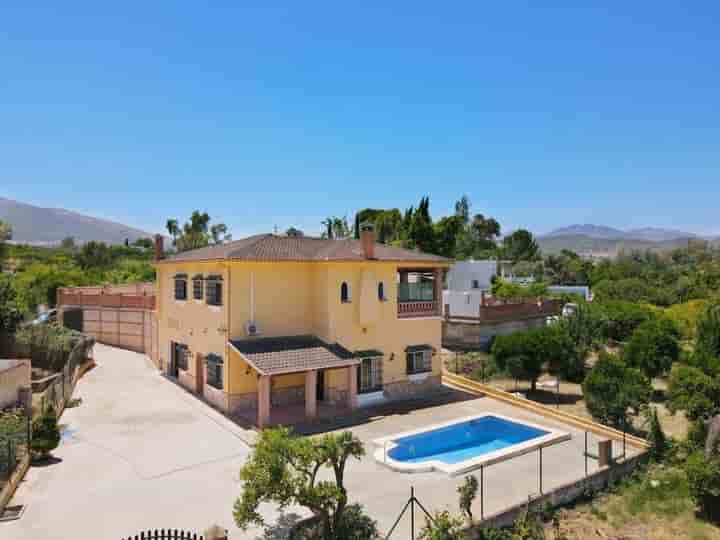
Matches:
[[539, 224, 717, 255], [0, 197, 156, 245]]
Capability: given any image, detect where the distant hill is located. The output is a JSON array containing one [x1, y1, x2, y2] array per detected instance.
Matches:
[[545, 224, 697, 242], [0, 197, 156, 245]]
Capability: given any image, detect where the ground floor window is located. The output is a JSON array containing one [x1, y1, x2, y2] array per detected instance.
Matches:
[[358, 356, 382, 394], [406, 348, 432, 375], [172, 341, 189, 371], [206, 354, 223, 389]]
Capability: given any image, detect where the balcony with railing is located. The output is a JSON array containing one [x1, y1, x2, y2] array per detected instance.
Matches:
[[397, 269, 442, 318]]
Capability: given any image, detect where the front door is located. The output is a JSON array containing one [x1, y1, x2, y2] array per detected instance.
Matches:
[[195, 353, 204, 395], [316, 369, 325, 402], [170, 342, 180, 377]]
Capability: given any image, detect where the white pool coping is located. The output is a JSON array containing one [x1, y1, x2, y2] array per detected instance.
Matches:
[[373, 412, 571, 476]]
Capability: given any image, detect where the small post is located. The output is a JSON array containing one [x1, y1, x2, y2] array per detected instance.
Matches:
[[623, 417, 627, 459], [584, 432, 588, 477], [480, 465, 485, 520], [410, 486, 415, 540], [539, 446, 543, 494], [455, 352, 459, 374], [556, 381, 560, 409]]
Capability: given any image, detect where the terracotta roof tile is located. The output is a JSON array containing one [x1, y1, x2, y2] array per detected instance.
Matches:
[[162, 235, 450, 264], [229, 335, 359, 376]]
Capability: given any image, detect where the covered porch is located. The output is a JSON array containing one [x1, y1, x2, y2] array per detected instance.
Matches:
[[397, 267, 444, 318], [229, 335, 360, 428]]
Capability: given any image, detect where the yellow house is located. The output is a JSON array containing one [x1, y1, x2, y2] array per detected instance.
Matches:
[[154, 225, 451, 427]]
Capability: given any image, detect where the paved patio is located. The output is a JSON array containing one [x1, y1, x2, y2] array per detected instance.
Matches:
[[1, 344, 640, 540]]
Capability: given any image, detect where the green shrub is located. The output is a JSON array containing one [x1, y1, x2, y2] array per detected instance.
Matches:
[[31, 408, 61, 457], [623, 318, 680, 379], [685, 451, 720, 522], [666, 300, 709, 340], [417, 510, 464, 540], [457, 475, 478, 523], [667, 364, 720, 420]]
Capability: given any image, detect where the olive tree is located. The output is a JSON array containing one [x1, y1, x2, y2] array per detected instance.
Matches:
[[623, 318, 680, 379], [233, 427, 376, 540]]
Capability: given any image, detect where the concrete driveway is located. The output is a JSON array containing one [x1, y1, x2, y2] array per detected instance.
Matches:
[[2, 344, 291, 540]]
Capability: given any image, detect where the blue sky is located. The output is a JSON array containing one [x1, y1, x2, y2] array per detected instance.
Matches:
[[2, 3, 719, 237]]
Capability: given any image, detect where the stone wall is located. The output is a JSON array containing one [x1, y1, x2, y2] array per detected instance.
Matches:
[[0, 359, 31, 409], [471, 453, 647, 533], [384, 374, 443, 400], [442, 318, 546, 349]]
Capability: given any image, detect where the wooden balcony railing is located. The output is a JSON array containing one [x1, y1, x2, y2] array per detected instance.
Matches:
[[397, 300, 439, 318]]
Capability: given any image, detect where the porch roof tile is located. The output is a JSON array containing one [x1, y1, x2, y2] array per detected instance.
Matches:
[[229, 335, 359, 376]]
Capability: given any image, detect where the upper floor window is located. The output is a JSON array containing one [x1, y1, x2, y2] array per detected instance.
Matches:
[[192, 275, 204, 300], [174, 274, 187, 301], [378, 282, 386, 301], [471, 279, 480, 289], [206, 275, 223, 306], [340, 282, 351, 303]]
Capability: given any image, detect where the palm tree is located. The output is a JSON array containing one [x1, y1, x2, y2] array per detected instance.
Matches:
[[166, 219, 179, 246]]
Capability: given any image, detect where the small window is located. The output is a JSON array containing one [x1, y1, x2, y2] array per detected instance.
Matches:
[[173, 342, 189, 371], [192, 275, 204, 300], [340, 282, 350, 303], [378, 282, 386, 301], [174, 274, 187, 301], [406, 348, 432, 375], [471, 279, 480, 289], [206, 354, 223, 389], [206, 275, 223, 306]]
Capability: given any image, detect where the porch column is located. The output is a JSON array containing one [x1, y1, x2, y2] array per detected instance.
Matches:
[[347, 365, 358, 410], [305, 370, 318, 420], [258, 375, 271, 428], [434, 268, 444, 316]]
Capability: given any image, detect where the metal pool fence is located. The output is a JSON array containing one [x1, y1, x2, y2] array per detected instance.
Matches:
[[0, 406, 31, 487]]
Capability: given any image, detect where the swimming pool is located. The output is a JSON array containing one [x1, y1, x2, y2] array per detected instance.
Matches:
[[374, 413, 571, 475]]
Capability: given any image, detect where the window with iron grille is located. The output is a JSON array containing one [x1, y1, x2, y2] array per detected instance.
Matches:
[[174, 275, 187, 300], [406, 349, 432, 374], [206, 275, 223, 306], [173, 342, 189, 371], [206, 354, 223, 389], [357, 356, 382, 394], [193, 275, 204, 300]]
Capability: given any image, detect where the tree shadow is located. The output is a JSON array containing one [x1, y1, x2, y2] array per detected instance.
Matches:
[[525, 388, 584, 406], [31, 455, 63, 467], [256, 513, 305, 540]]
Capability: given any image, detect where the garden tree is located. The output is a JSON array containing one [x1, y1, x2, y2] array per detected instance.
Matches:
[[14, 263, 87, 313], [582, 352, 652, 427], [132, 237, 155, 250], [501, 229, 539, 262], [104, 259, 155, 284], [406, 197, 436, 253], [31, 408, 61, 458], [165, 218, 180, 246], [285, 227, 304, 237], [60, 236, 76, 250], [233, 427, 372, 540], [374, 210, 401, 243], [696, 302, 720, 360], [457, 475, 478, 523], [0, 274, 22, 334], [0, 219, 11, 242], [492, 279, 548, 302], [321, 216, 353, 240], [589, 300, 655, 342], [665, 299, 709, 340], [685, 451, 720, 522], [210, 223, 231, 244], [166, 211, 230, 252], [454, 195, 470, 225], [417, 511, 465, 540], [75, 241, 115, 270], [667, 364, 720, 421], [622, 318, 680, 379], [433, 215, 464, 258], [647, 407, 668, 461], [558, 301, 603, 356], [491, 325, 573, 391], [544, 250, 591, 285]]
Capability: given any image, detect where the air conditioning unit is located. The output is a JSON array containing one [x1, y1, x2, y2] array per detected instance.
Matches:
[[245, 321, 260, 337]]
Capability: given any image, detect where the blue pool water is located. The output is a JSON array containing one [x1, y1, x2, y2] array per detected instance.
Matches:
[[388, 416, 548, 464]]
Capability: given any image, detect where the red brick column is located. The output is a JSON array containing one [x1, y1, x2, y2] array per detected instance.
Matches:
[[347, 365, 358, 409], [258, 375, 271, 428], [305, 370, 318, 420]]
